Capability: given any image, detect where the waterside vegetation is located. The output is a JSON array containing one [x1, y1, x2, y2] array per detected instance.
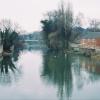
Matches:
[[0, 19, 26, 56], [40, 1, 100, 61]]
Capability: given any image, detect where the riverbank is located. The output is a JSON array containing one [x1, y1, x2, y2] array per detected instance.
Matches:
[[91, 52, 100, 60], [2, 52, 12, 56], [64, 49, 100, 60], [65, 50, 90, 56]]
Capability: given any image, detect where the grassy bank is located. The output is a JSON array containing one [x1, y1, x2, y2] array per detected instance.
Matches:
[[65, 49, 100, 60], [2, 52, 12, 56], [91, 52, 100, 60], [65, 50, 91, 57]]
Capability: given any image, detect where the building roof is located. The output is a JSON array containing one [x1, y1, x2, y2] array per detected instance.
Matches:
[[82, 32, 100, 38]]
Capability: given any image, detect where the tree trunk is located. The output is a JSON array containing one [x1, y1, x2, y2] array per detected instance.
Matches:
[[65, 40, 69, 49]]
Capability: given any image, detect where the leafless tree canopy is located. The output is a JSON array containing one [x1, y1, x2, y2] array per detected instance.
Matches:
[[88, 18, 100, 32], [0, 19, 26, 52], [41, 0, 75, 50]]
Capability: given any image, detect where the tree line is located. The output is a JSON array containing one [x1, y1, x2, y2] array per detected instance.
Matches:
[[23, 31, 42, 40], [0, 19, 25, 52], [40, 1, 100, 50]]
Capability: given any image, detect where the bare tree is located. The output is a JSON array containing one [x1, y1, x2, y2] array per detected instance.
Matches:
[[41, 0, 74, 50], [13, 22, 21, 33], [88, 18, 100, 32], [0, 19, 12, 32], [74, 12, 85, 28], [71, 13, 85, 43], [57, 0, 73, 48], [0, 19, 21, 52]]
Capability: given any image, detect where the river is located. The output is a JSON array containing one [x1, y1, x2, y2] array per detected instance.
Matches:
[[0, 45, 100, 100]]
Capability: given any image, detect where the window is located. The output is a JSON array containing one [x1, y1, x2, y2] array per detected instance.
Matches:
[[82, 39, 85, 44], [88, 38, 90, 42], [92, 39, 95, 42]]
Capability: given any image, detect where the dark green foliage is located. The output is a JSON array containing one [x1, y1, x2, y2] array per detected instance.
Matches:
[[41, 51, 73, 98], [40, 2, 74, 50], [2, 29, 19, 52], [28, 34, 33, 40], [41, 20, 53, 39], [0, 19, 25, 52]]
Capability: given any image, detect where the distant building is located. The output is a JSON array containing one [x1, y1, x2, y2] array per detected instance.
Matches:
[[80, 32, 100, 49]]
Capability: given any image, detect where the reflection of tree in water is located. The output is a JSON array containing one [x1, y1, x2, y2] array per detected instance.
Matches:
[[41, 51, 73, 99], [71, 55, 85, 90], [0, 50, 22, 86], [71, 55, 100, 90], [41, 51, 100, 99], [1, 56, 16, 73]]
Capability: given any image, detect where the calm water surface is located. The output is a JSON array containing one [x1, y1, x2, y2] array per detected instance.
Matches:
[[0, 46, 100, 100]]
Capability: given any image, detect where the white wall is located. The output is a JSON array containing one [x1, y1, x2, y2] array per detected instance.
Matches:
[[69, 43, 79, 50]]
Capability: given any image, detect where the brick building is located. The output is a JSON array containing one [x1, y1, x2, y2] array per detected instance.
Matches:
[[80, 32, 100, 49]]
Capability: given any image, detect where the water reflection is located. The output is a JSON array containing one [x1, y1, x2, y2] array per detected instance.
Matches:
[[71, 55, 100, 90], [0, 45, 100, 99], [41, 51, 73, 99], [1, 56, 16, 73], [0, 50, 22, 86], [41, 51, 100, 99], [80, 57, 100, 74], [79, 57, 100, 82]]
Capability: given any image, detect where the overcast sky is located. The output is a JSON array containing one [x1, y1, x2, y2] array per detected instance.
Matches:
[[0, 0, 100, 32]]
